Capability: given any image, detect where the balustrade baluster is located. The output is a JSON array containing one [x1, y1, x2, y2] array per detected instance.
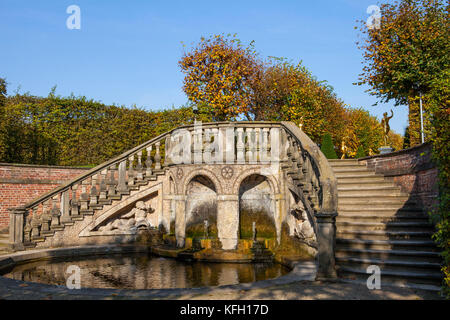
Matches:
[[193, 127, 203, 164], [154, 142, 161, 170], [236, 128, 245, 163], [128, 155, 135, 187], [71, 184, 80, 218], [90, 175, 99, 206], [164, 136, 171, 166], [260, 128, 270, 163], [23, 215, 32, 244], [60, 189, 72, 224], [145, 146, 153, 177], [99, 170, 108, 203], [50, 195, 63, 230], [41, 200, 52, 234], [245, 128, 254, 163], [31, 207, 42, 240], [203, 129, 212, 164], [80, 180, 90, 211], [136, 151, 144, 181], [107, 165, 118, 197], [117, 160, 128, 193]]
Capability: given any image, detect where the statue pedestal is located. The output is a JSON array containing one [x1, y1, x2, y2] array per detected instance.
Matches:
[[378, 146, 393, 154]]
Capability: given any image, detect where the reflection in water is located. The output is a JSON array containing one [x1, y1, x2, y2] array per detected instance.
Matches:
[[2, 254, 289, 289]]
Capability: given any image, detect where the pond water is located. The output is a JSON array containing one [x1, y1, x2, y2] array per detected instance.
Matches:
[[1, 253, 290, 289]]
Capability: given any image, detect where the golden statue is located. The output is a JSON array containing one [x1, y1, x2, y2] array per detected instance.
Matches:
[[340, 140, 348, 159], [381, 110, 394, 146], [298, 117, 304, 131]]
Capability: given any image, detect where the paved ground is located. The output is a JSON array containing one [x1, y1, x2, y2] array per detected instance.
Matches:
[[0, 276, 442, 300]]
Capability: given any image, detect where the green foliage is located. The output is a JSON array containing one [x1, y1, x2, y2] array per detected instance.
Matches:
[[356, 0, 449, 146], [355, 145, 366, 158], [0, 87, 208, 166], [356, 0, 449, 105], [0, 78, 7, 159], [427, 68, 450, 298], [320, 133, 337, 159]]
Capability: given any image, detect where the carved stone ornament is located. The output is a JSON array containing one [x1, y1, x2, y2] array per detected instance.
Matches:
[[221, 166, 234, 179], [176, 167, 184, 180]]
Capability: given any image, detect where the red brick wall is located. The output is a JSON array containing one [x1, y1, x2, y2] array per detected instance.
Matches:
[[359, 142, 439, 211], [0, 164, 89, 230]]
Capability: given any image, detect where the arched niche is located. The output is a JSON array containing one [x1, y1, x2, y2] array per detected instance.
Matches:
[[238, 174, 276, 240], [185, 175, 218, 239]]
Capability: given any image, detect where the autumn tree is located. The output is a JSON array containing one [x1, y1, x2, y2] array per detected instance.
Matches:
[[342, 108, 385, 157], [179, 34, 261, 121], [267, 61, 347, 144], [356, 0, 449, 146]]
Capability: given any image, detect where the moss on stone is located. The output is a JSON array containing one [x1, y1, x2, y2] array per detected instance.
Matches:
[[239, 208, 276, 239]]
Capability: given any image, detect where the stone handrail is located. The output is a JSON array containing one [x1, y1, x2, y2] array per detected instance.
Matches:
[[281, 121, 338, 214]]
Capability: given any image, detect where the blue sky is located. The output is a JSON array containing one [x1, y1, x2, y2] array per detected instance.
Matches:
[[0, 0, 408, 135]]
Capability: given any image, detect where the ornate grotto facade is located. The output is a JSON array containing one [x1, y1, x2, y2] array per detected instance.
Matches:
[[9, 121, 338, 279]]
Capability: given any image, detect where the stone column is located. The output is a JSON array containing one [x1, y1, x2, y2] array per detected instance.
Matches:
[[174, 195, 186, 247], [315, 212, 338, 280], [8, 207, 26, 251], [273, 193, 285, 245], [161, 197, 172, 233], [217, 195, 239, 250]]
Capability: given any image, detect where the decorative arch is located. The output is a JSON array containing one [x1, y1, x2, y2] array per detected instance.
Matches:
[[182, 168, 224, 195], [231, 167, 280, 195], [167, 171, 177, 194]]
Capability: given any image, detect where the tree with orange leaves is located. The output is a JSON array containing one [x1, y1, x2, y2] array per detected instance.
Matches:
[[179, 34, 261, 121]]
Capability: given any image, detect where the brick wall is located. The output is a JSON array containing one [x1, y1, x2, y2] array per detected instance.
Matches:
[[358, 142, 439, 211], [0, 163, 89, 231]]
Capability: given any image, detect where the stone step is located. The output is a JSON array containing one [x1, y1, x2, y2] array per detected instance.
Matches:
[[338, 206, 424, 215], [336, 256, 442, 272], [336, 238, 438, 251], [335, 248, 442, 263], [337, 230, 434, 241], [336, 176, 389, 183], [332, 167, 374, 173], [338, 204, 418, 212], [337, 266, 443, 287], [337, 181, 396, 188], [337, 216, 430, 225], [328, 159, 359, 164], [337, 188, 406, 197], [339, 194, 411, 202], [330, 164, 364, 170], [336, 221, 434, 232]]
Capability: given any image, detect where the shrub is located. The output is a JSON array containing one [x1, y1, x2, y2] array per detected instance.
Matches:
[[320, 133, 337, 159]]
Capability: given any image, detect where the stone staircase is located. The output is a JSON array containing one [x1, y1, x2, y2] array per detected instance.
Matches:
[[22, 169, 167, 249], [329, 159, 442, 291]]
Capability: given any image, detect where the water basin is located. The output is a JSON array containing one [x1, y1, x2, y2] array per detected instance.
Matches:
[[1, 253, 290, 289]]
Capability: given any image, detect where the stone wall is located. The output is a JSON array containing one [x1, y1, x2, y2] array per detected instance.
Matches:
[[0, 163, 89, 230], [358, 142, 439, 211]]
